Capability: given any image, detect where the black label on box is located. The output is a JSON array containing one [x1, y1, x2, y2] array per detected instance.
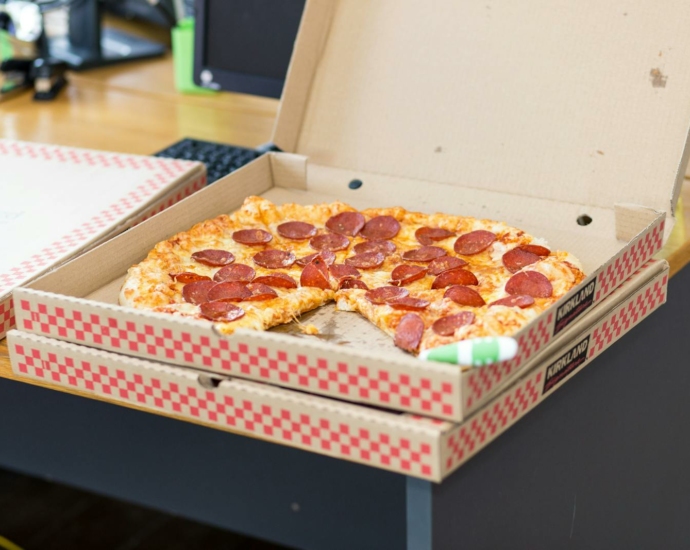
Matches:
[[543, 335, 590, 394], [553, 278, 597, 335]]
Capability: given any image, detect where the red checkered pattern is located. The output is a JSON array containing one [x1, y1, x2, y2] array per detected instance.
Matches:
[[589, 275, 668, 357], [0, 140, 193, 173], [463, 311, 553, 411], [17, 297, 460, 418], [0, 297, 14, 339], [0, 141, 201, 296], [12, 341, 438, 479], [595, 218, 664, 301], [445, 370, 543, 473]]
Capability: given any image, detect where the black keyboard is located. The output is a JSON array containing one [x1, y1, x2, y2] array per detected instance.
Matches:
[[154, 138, 264, 184]]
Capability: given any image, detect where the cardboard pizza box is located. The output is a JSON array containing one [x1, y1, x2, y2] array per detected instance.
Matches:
[[6, 260, 669, 481], [10, 245, 665, 432], [10, 0, 690, 420], [0, 140, 206, 339]]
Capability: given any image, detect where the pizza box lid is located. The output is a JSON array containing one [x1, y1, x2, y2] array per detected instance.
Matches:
[[273, 0, 690, 231], [0, 140, 205, 334]]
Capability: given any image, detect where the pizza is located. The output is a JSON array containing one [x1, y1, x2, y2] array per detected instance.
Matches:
[[119, 196, 585, 354]]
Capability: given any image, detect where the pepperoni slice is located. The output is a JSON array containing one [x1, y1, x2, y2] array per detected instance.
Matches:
[[253, 272, 298, 289], [444, 285, 486, 307], [502, 248, 540, 274], [345, 251, 385, 269], [520, 244, 550, 256], [207, 281, 251, 302], [365, 286, 409, 305], [415, 227, 455, 246], [339, 278, 369, 290], [490, 295, 535, 308], [326, 211, 366, 236], [309, 233, 350, 251], [454, 230, 496, 255], [432, 312, 476, 336], [394, 313, 425, 352], [329, 263, 361, 281], [296, 249, 336, 267], [199, 302, 245, 322], [253, 249, 296, 269], [277, 221, 316, 240], [360, 215, 401, 240], [245, 283, 279, 301], [402, 246, 447, 262], [300, 256, 332, 290], [391, 264, 427, 286], [232, 229, 273, 245], [389, 297, 430, 311], [353, 240, 396, 256], [213, 264, 256, 283], [170, 272, 211, 284], [182, 280, 216, 305], [191, 249, 234, 267], [505, 271, 553, 298], [431, 268, 478, 289], [427, 256, 467, 276]]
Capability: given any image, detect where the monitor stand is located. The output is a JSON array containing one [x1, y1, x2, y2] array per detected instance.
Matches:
[[48, 0, 165, 70]]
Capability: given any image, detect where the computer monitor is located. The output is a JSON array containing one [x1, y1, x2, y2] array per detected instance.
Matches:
[[193, 0, 305, 98]]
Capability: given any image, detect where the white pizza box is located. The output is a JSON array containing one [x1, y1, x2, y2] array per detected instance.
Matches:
[[9, 0, 690, 420], [6, 260, 668, 482], [0, 140, 206, 339]]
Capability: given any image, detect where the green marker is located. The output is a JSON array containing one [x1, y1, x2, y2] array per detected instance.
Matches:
[[419, 337, 518, 366]]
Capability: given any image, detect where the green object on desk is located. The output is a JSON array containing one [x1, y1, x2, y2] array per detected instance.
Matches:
[[171, 18, 216, 95], [0, 31, 12, 62]]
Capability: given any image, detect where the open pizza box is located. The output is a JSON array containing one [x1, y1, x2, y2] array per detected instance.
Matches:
[[0, 140, 207, 340], [10, 0, 690, 422], [6, 259, 669, 482]]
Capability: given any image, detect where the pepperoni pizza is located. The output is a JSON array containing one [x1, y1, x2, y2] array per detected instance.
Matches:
[[120, 196, 585, 354]]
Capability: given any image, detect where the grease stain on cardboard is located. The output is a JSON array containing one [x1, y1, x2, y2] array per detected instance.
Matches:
[[650, 68, 667, 88]]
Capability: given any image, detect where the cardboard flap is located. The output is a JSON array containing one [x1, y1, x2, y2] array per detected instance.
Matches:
[[275, 0, 690, 218], [614, 204, 667, 242]]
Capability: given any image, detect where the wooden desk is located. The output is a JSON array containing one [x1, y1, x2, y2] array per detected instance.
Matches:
[[0, 57, 278, 154], [3, 51, 690, 550]]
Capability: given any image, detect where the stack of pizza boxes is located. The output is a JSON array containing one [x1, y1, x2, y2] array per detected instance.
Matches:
[[7, 0, 688, 482], [0, 140, 206, 340]]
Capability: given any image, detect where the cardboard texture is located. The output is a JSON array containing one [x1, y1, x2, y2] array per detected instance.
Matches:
[[7, 260, 668, 482], [0, 140, 206, 339], [10, 0, 690, 420], [276, 0, 690, 227]]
